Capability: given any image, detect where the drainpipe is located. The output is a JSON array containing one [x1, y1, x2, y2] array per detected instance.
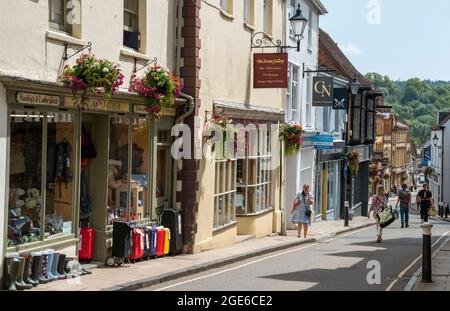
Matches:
[[172, 92, 195, 210]]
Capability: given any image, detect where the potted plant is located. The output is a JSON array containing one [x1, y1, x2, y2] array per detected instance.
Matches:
[[279, 122, 304, 156], [346, 150, 361, 175], [60, 54, 124, 109], [129, 65, 183, 119]]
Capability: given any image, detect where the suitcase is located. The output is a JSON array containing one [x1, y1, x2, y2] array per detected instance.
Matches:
[[79, 227, 95, 260], [156, 226, 166, 257], [144, 227, 158, 258], [129, 228, 145, 260], [164, 228, 170, 255], [161, 209, 183, 255]]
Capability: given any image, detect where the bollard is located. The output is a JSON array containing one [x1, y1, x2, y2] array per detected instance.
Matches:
[[421, 223, 433, 283], [344, 201, 350, 227], [445, 203, 449, 219]]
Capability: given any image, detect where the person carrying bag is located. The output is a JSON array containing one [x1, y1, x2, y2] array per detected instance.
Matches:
[[291, 184, 314, 239]]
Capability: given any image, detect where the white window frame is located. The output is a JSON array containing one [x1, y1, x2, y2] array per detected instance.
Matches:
[[263, 0, 272, 35], [307, 8, 313, 50], [305, 72, 313, 128], [214, 159, 237, 230], [49, 0, 73, 34], [124, 0, 139, 32]]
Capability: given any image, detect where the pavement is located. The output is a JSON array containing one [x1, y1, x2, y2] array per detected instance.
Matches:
[[141, 214, 450, 292], [30, 216, 374, 291]]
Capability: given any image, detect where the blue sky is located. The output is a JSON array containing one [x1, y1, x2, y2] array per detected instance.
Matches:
[[319, 0, 450, 81]]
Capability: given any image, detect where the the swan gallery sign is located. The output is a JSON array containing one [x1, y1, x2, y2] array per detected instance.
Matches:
[[253, 53, 288, 89]]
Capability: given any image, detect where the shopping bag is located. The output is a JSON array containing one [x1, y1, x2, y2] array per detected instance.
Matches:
[[377, 206, 396, 228], [428, 206, 438, 217]]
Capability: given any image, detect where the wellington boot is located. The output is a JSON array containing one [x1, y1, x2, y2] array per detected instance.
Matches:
[[23, 256, 39, 287], [30, 252, 43, 285], [57, 254, 68, 279], [9, 258, 20, 291], [39, 253, 51, 284], [16, 257, 33, 290]]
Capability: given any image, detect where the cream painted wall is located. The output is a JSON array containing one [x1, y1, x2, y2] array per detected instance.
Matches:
[[0, 0, 177, 88], [194, 0, 285, 248], [0, 83, 8, 281]]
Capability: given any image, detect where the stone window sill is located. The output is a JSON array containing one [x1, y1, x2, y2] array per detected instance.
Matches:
[[46, 29, 86, 46], [120, 47, 151, 61], [220, 9, 235, 21]]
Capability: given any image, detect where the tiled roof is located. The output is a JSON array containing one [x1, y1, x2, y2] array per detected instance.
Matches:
[[319, 28, 373, 88]]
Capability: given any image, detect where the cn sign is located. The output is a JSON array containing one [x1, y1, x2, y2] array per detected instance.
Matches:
[[253, 53, 288, 88], [313, 77, 334, 107]]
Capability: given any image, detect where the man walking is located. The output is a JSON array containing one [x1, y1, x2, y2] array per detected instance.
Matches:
[[397, 183, 411, 228], [417, 184, 433, 223]]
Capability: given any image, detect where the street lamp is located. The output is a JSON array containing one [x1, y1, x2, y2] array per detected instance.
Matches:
[[433, 134, 439, 147], [289, 3, 308, 52], [343, 78, 361, 227]]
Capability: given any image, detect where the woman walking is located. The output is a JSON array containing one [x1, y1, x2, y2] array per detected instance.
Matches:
[[369, 185, 387, 243], [291, 184, 314, 238]]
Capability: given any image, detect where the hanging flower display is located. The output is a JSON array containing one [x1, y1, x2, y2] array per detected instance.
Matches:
[[279, 122, 304, 156], [346, 150, 361, 175], [59, 54, 124, 109], [204, 114, 237, 155], [129, 65, 183, 119]]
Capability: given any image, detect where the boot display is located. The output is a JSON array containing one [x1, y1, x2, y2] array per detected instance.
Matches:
[[23, 255, 39, 287], [16, 257, 33, 290], [30, 252, 44, 285], [57, 253, 68, 279], [9, 258, 20, 291], [39, 252, 50, 284]]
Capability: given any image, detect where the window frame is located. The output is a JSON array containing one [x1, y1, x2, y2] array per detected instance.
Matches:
[[49, 0, 73, 34], [305, 72, 313, 127], [263, 0, 273, 35], [123, 0, 139, 32], [243, 0, 254, 26], [6, 106, 78, 251], [220, 0, 234, 15]]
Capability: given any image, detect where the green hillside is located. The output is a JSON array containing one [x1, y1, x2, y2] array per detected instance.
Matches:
[[366, 73, 450, 146]]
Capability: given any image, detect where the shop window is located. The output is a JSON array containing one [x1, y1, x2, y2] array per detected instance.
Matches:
[[8, 110, 75, 248], [107, 117, 131, 224], [236, 129, 272, 215], [351, 93, 362, 142], [49, 0, 73, 34], [220, 0, 233, 15], [243, 0, 254, 25], [45, 112, 75, 239], [263, 0, 273, 35], [214, 160, 237, 229], [366, 96, 375, 142]]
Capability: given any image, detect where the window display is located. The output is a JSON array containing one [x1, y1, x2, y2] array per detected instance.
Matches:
[[45, 112, 75, 238], [213, 160, 236, 229]]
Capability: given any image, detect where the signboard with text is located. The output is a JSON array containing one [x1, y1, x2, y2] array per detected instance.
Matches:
[[253, 53, 288, 88], [303, 134, 334, 150], [16, 92, 60, 107], [313, 77, 334, 106]]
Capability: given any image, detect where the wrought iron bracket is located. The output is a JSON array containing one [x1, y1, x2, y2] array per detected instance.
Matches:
[[63, 42, 92, 61], [302, 63, 336, 78], [251, 32, 296, 52], [133, 57, 158, 74]]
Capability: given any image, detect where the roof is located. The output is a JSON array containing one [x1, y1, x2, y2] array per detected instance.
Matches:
[[438, 113, 450, 126], [309, 0, 328, 15], [318, 28, 373, 88]]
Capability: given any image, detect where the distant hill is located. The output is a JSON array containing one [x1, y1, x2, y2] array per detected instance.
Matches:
[[366, 73, 450, 146]]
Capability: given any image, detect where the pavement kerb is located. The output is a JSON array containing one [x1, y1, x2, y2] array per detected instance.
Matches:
[[103, 221, 375, 291]]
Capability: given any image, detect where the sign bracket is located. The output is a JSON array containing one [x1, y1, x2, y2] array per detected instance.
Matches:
[[303, 63, 336, 78]]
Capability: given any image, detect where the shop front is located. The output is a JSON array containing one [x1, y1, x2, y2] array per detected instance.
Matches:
[[347, 145, 370, 217], [0, 76, 184, 275], [314, 148, 345, 221]]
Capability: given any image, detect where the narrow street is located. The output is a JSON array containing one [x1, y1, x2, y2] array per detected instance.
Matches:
[[142, 214, 450, 291]]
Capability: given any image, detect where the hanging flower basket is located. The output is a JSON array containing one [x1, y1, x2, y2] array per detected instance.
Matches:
[[279, 123, 304, 156], [60, 54, 124, 109], [346, 150, 361, 175], [203, 114, 237, 156], [129, 65, 183, 119]]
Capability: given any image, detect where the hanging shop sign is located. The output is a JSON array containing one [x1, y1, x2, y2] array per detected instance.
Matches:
[[64, 97, 129, 113], [16, 92, 60, 107], [318, 148, 345, 163], [423, 147, 431, 162], [332, 88, 348, 110], [253, 53, 288, 89], [312, 77, 334, 107], [372, 152, 384, 161]]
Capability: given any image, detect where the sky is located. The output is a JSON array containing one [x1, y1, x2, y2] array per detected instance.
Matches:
[[319, 0, 450, 81]]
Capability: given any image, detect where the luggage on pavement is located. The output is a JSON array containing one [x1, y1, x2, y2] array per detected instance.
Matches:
[[78, 227, 95, 261]]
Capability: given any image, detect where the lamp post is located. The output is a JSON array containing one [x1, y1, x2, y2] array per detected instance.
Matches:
[[289, 4, 308, 52], [344, 78, 361, 227]]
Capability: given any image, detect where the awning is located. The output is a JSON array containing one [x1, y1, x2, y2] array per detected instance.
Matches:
[[214, 100, 285, 122]]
